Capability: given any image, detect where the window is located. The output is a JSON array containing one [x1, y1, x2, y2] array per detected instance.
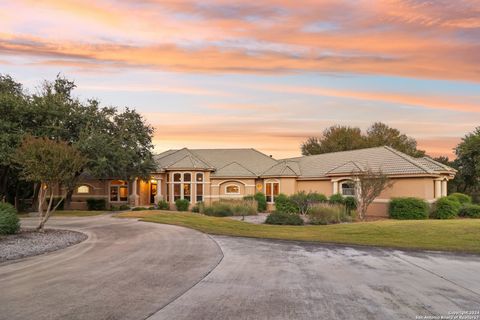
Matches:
[[265, 180, 279, 203], [110, 180, 128, 202], [196, 173, 204, 202], [77, 185, 90, 194], [341, 181, 356, 196], [166, 174, 170, 202], [225, 185, 240, 194]]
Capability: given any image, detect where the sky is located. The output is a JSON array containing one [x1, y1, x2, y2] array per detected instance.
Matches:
[[1, 0, 479, 159]]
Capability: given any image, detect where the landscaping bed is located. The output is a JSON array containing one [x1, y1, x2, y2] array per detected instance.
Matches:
[[0, 229, 87, 262]]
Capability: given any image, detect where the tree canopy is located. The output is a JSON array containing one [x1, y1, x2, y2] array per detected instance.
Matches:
[[301, 122, 425, 157], [0, 74, 155, 208]]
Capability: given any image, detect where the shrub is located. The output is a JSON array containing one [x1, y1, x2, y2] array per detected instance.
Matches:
[[86, 198, 106, 211], [389, 197, 429, 220], [254, 193, 267, 212], [289, 191, 326, 215], [459, 204, 480, 218], [131, 207, 148, 211], [329, 193, 345, 204], [202, 200, 257, 217], [265, 212, 303, 225], [0, 202, 20, 235], [148, 206, 156, 210], [274, 193, 297, 213], [118, 204, 130, 211], [175, 199, 190, 211], [308, 203, 350, 225], [191, 202, 202, 213], [344, 197, 358, 214], [447, 193, 472, 205], [432, 197, 461, 219], [157, 200, 169, 210]]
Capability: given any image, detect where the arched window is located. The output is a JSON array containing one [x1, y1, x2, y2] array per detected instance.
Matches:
[[341, 181, 356, 196], [265, 180, 279, 203], [76, 185, 90, 194], [225, 185, 240, 194]]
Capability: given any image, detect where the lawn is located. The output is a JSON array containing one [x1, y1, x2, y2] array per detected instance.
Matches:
[[19, 210, 107, 217], [119, 210, 480, 254]]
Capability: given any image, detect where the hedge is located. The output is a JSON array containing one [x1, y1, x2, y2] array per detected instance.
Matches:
[[329, 193, 345, 204], [157, 200, 169, 210], [86, 198, 106, 211], [447, 193, 472, 205], [0, 202, 20, 235], [459, 204, 480, 218], [432, 197, 461, 219], [265, 212, 303, 225], [389, 197, 429, 220]]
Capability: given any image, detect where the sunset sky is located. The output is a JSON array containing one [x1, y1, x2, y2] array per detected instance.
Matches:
[[1, 0, 479, 158]]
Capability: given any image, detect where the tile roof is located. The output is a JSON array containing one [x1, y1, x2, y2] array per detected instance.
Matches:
[[154, 146, 456, 178]]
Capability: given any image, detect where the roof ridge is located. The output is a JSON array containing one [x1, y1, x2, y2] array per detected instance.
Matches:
[[282, 146, 388, 161], [250, 148, 279, 161], [326, 160, 363, 174], [164, 154, 193, 168], [216, 161, 258, 176], [383, 146, 433, 174], [185, 149, 214, 168]]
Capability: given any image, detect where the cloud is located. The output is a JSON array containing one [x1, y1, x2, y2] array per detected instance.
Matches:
[[0, 1, 479, 81]]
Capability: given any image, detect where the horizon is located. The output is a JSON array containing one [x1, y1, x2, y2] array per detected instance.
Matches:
[[2, 1, 479, 159]]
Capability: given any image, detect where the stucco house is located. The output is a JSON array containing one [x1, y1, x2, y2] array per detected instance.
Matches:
[[65, 146, 456, 217]]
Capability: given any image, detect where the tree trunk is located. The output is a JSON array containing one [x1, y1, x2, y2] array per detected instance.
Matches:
[[32, 183, 41, 212]]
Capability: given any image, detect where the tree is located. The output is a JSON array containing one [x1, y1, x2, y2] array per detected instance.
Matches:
[[353, 168, 393, 220], [454, 127, 480, 198], [301, 122, 425, 157], [366, 122, 425, 157], [302, 126, 366, 156], [14, 136, 87, 231]]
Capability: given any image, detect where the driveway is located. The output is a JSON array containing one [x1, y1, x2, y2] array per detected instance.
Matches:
[[1, 216, 480, 320], [0, 215, 222, 320], [151, 236, 480, 320]]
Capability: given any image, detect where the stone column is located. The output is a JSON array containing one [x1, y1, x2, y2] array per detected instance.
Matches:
[[154, 179, 163, 203], [130, 178, 139, 206], [332, 181, 339, 194], [434, 180, 442, 199], [441, 180, 447, 197]]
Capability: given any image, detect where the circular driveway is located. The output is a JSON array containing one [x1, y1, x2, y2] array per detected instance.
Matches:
[[1, 216, 480, 320], [0, 215, 222, 320]]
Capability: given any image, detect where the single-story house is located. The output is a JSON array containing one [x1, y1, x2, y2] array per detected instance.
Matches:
[[63, 146, 456, 217]]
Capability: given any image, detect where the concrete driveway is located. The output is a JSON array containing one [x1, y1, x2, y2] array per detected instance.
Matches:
[[1, 216, 480, 320], [0, 215, 222, 320]]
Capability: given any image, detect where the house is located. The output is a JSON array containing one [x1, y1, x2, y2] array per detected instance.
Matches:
[[65, 146, 456, 217]]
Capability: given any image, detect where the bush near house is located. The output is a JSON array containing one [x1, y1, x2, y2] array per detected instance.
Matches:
[[265, 211, 304, 225], [389, 197, 429, 220], [191, 202, 202, 213], [244, 193, 267, 212], [308, 203, 352, 225], [202, 199, 257, 217], [0, 202, 20, 235], [175, 199, 190, 211], [157, 200, 169, 210], [274, 194, 298, 213], [459, 204, 480, 218], [432, 197, 461, 219], [132, 207, 149, 211], [344, 197, 358, 215], [86, 198, 106, 211], [329, 193, 345, 204], [447, 193, 472, 205], [289, 191, 327, 215]]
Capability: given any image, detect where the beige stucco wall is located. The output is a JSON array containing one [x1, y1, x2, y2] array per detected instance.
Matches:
[[296, 180, 332, 196], [377, 177, 435, 200]]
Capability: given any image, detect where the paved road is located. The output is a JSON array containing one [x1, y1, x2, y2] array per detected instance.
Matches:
[[151, 236, 480, 320], [0, 216, 222, 320], [2, 216, 480, 320]]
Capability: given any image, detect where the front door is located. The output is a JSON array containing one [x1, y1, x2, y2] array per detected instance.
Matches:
[[150, 182, 157, 204]]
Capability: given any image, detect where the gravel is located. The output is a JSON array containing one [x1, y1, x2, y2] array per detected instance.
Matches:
[[0, 229, 87, 262]]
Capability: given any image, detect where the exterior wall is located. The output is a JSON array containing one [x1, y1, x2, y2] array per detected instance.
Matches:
[[296, 180, 332, 196], [210, 178, 256, 203]]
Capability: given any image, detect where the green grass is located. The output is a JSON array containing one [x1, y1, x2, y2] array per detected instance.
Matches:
[[19, 210, 106, 217], [119, 210, 480, 254]]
